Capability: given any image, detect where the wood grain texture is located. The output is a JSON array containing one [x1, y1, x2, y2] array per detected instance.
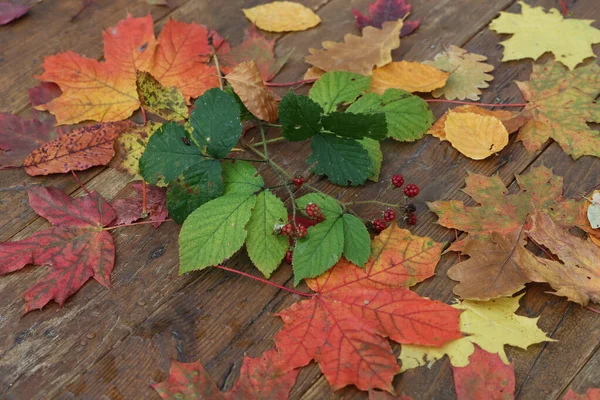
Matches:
[[0, 0, 598, 399]]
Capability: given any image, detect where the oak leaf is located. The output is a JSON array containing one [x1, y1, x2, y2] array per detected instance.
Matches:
[[443, 111, 509, 160], [352, 0, 420, 37], [151, 349, 299, 399], [111, 182, 168, 228], [0, 2, 28, 25], [275, 224, 462, 392], [451, 345, 515, 400], [23, 121, 134, 176], [516, 61, 600, 159], [242, 1, 320, 32], [424, 46, 493, 101], [0, 187, 117, 313], [305, 20, 403, 76], [563, 388, 600, 400], [489, 1, 600, 70], [399, 295, 552, 371], [371, 61, 449, 94], [225, 61, 279, 123]]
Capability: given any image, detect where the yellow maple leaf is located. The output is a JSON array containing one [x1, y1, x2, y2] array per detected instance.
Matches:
[[370, 61, 449, 94], [399, 295, 553, 371], [225, 61, 279, 123], [489, 1, 600, 70], [305, 20, 403, 76], [443, 111, 509, 160], [243, 1, 321, 32]]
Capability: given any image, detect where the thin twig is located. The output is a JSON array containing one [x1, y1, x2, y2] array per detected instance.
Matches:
[[71, 171, 90, 194], [142, 181, 148, 217], [558, 0, 568, 16], [215, 265, 314, 297], [425, 99, 526, 107], [265, 78, 317, 87], [222, 156, 268, 163], [251, 137, 284, 147], [71, 0, 93, 21]]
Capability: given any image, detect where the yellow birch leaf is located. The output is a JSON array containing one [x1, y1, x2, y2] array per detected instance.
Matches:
[[225, 61, 279, 123], [399, 295, 553, 371], [371, 61, 449, 94], [444, 111, 509, 160], [243, 1, 321, 32]]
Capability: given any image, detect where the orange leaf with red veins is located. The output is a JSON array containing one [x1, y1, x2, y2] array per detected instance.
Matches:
[[0, 187, 116, 313], [563, 388, 600, 400], [275, 224, 462, 392], [146, 19, 223, 101], [111, 182, 168, 228], [451, 345, 515, 400], [151, 348, 299, 400], [23, 121, 134, 176], [226, 61, 279, 123]]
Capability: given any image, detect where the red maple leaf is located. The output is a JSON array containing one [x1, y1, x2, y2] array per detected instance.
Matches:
[[352, 0, 421, 37], [0, 187, 117, 313], [274, 224, 462, 392], [451, 345, 515, 400], [151, 349, 299, 399], [111, 182, 168, 228], [563, 388, 600, 400]]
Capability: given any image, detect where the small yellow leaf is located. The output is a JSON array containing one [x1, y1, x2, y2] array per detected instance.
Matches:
[[443, 111, 509, 160], [243, 1, 321, 32], [371, 61, 450, 94]]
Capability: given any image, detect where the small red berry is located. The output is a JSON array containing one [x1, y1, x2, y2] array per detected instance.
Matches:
[[295, 225, 308, 238], [306, 203, 324, 220], [280, 223, 295, 236], [392, 174, 404, 187], [383, 209, 396, 222], [404, 184, 420, 198], [406, 213, 417, 225], [292, 176, 305, 187], [373, 219, 387, 233], [285, 250, 293, 264]]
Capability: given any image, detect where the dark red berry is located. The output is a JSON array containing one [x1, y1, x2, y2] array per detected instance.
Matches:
[[280, 223, 295, 236], [285, 250, 293, 264], [373, 219, 387, 233], [406, 213, 417, 225], [383, 209, 395, 222], [306, 203, 324, 220], [295, 225, 307, 238], [292, 176, 305, 187], [404, 184, 420, 198], [392, 174, 404, 188], [405, 203, 416, 213]]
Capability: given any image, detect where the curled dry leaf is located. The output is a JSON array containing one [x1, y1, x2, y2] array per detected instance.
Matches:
[[443, 111, 509, 160], [225, 61, 279, 123], [305, 20, 403, 76], [242, 1, 321, 32], [424, 45, 493, 101], [371, 61, 450, 94], [353, 0, 421, 37], [24, 121, 134, 176]]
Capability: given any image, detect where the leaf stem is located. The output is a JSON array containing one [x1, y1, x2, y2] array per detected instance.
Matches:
[[265, 78, 317, 87], [215, 265, 314, 297], [104, 219, 173, 230], [342, 200, 399, 208], [259, 122, 269, 160], [212, 47, 224, 91], [141, 106, 147, 124], [71, 171, 90, 194], [263, 123, 283, 128], [71, 0, 93, 21], [222, 157, 268, 163], [142, 181, 148, 217], [424, 99, 526, 107], [251, 137, 284, 147]]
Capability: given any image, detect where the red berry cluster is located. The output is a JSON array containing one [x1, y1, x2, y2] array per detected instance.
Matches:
[[292, 176, 305, 187], [283, 203, 327, 264], [391, 173, 421, 226], [306, 203, 325, 222], [372, 219, 387, 233]]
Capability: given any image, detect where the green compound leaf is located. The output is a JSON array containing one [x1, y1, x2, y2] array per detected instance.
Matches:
[[308, 133, 372, 186], [179, 193, 257, 273], [222, 160, 265, 195], [296, 193, 342, 219], [322, 111, 387, 140], [139, 122, 206, 184], [341, 213, 371, 267], [136, 71, 188, 121], [359, 137, 383, 182], [246, 190, 290, 278], [347, 88, 434, 142], [309, 71, 371, 114], [190, 88, 242, 159], [166, 159, 224, 223], [292, 216, 345, 284], [279, 92, 323, 142]]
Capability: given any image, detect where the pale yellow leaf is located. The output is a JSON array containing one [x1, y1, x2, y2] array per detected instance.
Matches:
[[444, 111, 509, 160], [371, 61, 449, 94], [243, 1, 321, 32]]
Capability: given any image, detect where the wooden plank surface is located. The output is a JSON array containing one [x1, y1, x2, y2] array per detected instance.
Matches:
[[0, 0, 599, 399]]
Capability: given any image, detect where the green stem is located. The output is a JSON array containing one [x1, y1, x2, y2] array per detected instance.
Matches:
[[222, 157, 268, 163], [264, 123, 283, 128], [251, 137, 285, 147], [343, 200, 400, 208], [212, 48, 224, 91]]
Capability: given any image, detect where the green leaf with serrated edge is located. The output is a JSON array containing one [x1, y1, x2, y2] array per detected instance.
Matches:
[[190, 88, 242, 159], [308, 133, 372, 186], [224, 86, 253, 122], [296, 193, 342, 219], [139, 122, 205, 184], [341, 214, 370, 267], [292, 216, 345, 284], [279, 92, 323, 141], [309, 71, 371, 114], [347, 89, 435, 142], [359, 137, 383, 181], [322, 111, 387, 140], [222, 160, 264, 195], [166, 160, 224, 223], [179, 193, 257, 273], [136, 71, 188, 121], [246, 190, 290, 278]]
